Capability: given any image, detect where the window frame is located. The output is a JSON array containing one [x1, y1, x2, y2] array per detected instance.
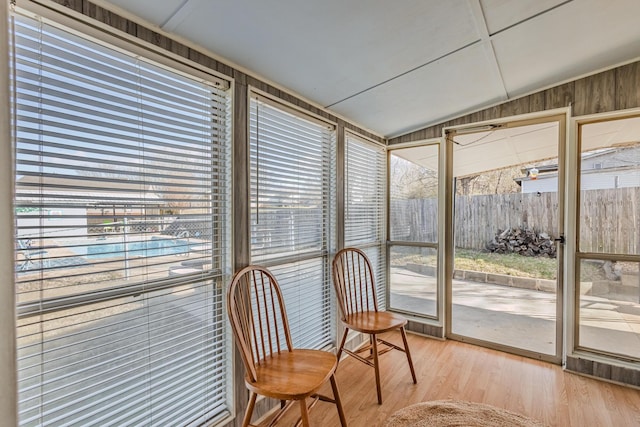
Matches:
[[248, 88, 337, 350], [344, 130, 387, 307], [386, 141, 442, 320], [573, 109, 640, 362], [11, 5, 235, 425]]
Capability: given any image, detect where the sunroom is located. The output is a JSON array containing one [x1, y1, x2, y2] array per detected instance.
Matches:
[[1, 1, 640, 426]]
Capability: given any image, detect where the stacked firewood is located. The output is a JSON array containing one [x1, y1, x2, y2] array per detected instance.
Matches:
[[486, 227, 557, 258]]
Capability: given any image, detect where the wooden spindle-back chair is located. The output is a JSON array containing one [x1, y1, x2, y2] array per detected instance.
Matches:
[[332, 248, 417, 404], [227, 265, 347, 426]]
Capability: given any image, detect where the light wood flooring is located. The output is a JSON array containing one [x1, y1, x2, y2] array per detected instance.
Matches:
[[261, 332, 640, 426]]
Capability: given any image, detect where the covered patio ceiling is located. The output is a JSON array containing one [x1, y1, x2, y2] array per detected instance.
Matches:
[[391, 115, 640, 177]]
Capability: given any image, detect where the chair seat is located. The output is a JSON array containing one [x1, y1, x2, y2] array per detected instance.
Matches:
[[343, 311, 408, 334], [247, 349, 338, 400]]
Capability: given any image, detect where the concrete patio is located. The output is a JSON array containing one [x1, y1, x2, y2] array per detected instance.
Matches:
[[390, 267, 640, 360]]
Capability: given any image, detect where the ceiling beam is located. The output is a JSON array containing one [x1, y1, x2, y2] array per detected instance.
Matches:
[[467, 0, 509, 101], [161, 0, 205, 31]]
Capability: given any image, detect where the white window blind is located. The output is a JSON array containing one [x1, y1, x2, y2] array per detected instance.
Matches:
[[345, 133, 386, 308], [12, 12, 232, 427], [249, 94, 336, 350]]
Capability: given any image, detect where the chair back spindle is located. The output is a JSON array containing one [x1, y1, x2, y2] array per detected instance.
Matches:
[[228, 265, 293, 382], [332, 248, 378, 318]]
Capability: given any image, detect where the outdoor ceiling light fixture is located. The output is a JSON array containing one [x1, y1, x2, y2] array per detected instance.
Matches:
[[529, 167, 539, 180]]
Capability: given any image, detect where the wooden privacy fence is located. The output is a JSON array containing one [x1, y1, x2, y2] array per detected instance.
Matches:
[[454, 192, 559, 251], [580, 187, 639, 254], [390, 188, 639, 254]]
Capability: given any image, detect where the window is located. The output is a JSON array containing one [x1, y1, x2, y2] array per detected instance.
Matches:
[[249, 93, 336, 349], [388, 145, 439, 317], [344, 133, 386, 307], [576, 114, 640, 361], [12, 12, 232, 426]]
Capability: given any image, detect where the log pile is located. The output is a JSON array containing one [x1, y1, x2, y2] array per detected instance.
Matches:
[[486, 227, 556, 258]]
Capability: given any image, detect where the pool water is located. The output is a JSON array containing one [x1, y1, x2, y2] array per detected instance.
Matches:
[[81, 237, 193, 259]]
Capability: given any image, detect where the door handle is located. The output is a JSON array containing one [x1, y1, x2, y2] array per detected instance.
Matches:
[[554, 235, 565, 244]]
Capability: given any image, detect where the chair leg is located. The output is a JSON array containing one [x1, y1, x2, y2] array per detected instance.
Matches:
[[369, 334, 375, 358], [330, 374, 348, 427], [242, 392, 257, 427], [336, 327, 349, 366], [299, 398, 310, 427], [371, 333, 382, 404], [400, 326, 417, 384]]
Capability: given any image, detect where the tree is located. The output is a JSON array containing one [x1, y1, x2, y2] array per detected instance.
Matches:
[[390, 156, 437, 199]]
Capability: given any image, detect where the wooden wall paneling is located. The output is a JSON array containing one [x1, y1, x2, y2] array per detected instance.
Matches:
[[573, 69, 617, 116], [593, 361, 612, 379], [431, 126, 445, 140], [544, 81, 575, 110], [231, 79, 250, 427], [263, 84, 282, 103], [528, 91, 546, 113], [480, 104, 502, 122], [217, 62, 236, 80], [233, 81, 249, 270], [503, 96, 532, 117], [406, 321, 426, 335], [610, 364, 640, 387], [406, 320, 444, 339], [350, 125, 384, 144], [233, 69, 247, 86], [616, 61, 640, 110], [469, 110, 485, 125], [135, 25, 162, 50], [245, 76, 269, 93], [450, 116, 471, 127], [413, 128, 431, 141], [187, 48, 231, 78], [281, 90, 297, 108], [160, 35, 190, 60], [83, 1, 137, 36], [393, 132, 412, 144], [566, 356, 640, 388], [52, 0, 82, 13], [336, 123, 345, 250], [496, 100, 515, 118]]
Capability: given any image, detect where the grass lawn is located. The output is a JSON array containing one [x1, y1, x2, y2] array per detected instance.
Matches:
[[393, 248, 608, 281], [454, 249, 558, 280]]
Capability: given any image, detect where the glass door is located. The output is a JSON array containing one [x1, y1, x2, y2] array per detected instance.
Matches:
[[447, 115, 565, 362]]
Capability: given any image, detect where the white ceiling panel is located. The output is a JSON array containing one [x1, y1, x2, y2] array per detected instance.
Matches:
[[94, 0, 639, 137], [97, 0, 185, 27], [329, 41, 506, 137], [480, 0, 568, 35], [160, 0, 479, 107], [493, 0, 640, 97]]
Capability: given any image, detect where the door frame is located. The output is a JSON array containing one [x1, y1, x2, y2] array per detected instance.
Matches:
[[443, 108, 570, 364], [386, 138, 446, 328]]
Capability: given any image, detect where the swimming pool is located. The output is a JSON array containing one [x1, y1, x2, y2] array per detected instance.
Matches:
[[71, 237, 194, 259]]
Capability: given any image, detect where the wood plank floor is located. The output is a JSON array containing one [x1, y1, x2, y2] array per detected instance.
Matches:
[[261, 332, 640, 426]]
